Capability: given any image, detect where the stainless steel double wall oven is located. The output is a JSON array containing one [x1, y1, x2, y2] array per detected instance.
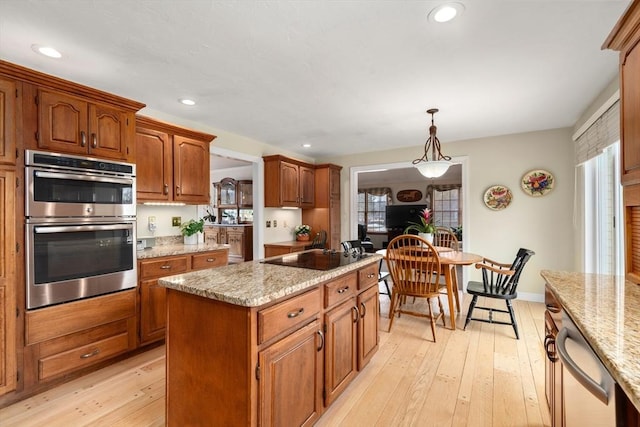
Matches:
[[25, 150, 137, 309]]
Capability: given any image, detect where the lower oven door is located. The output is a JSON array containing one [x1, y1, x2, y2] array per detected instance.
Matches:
[[26, 221, 137, 309]]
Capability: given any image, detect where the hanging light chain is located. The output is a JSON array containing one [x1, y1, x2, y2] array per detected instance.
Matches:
[[412, 109, 451, 166]]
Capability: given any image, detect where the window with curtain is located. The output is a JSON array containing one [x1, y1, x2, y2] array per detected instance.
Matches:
[[575, 100, 624, 275], [427, 184, 462, 230], [358, 188, 392, 233]]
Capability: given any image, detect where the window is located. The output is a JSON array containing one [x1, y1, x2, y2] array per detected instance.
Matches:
[[358, 188, 392, 233], [427, 185, 462, 230]]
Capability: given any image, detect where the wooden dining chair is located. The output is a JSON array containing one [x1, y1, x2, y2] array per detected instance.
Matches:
[[385, 234, 445, 342], [463, 248, 535, 339], [433, 227, 459, 250]]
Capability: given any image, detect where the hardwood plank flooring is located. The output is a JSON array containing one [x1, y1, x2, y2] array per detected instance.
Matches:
[[0, 291, 551, 426]]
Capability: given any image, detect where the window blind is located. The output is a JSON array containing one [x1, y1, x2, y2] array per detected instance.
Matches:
[[575, 101, 620, 165]]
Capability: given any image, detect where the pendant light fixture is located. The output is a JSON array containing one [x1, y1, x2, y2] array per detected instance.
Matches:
[[412, 108, 452, 178]]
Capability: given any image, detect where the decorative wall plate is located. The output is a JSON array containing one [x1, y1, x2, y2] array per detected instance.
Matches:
[[396, 189, 423, 203], [483, 185, 513, 211], [521, 169, 554, 197]]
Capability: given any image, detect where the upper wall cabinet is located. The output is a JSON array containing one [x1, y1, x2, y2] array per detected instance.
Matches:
[[36, 90, 134, 161], [263, 155, 315, 208], [0, 60, 145, 163], [0, 77, 16, 165], [136, 116, 216, 204]]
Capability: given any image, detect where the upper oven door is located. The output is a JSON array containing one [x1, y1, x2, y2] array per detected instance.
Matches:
[[26, 166, 136, 218]]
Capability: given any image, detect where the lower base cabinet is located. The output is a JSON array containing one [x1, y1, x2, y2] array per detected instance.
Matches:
[[165, 262, 380, 426]]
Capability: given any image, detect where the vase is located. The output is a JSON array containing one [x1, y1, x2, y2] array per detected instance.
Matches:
[[296, 234, 310, 242], [418, 232, 434, 245], [183, 234, 198, 245]]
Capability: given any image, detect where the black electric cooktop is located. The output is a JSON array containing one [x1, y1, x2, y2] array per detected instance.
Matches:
[[262, 250, 371, 271]]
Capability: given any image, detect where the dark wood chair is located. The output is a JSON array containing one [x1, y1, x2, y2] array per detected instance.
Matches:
[[310, 230, 327, 249], [385, 234, 445, 342], [463, 248, 535, 339]]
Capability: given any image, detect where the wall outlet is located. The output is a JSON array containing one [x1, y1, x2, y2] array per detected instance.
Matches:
[[273, 220, 277, 227], [172, 216, 181, 227], [148, 216, 157, 232], [266, 220, 271, 228], [283, 220, 288, 228]]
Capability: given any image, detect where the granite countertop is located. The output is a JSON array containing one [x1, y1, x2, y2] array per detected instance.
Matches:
[[137, 243, 229, 259], [541, 270, 640, 412], [158, 251, 382, 307]]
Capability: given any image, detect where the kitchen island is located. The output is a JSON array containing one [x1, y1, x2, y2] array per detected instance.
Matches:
[[159, 250, 382, 426], [541, 270, 640, 419]]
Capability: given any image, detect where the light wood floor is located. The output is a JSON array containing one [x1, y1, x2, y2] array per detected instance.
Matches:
[[0, 291, 551, 427]]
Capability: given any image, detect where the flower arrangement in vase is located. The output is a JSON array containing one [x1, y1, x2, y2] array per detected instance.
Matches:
[[404, 208, 435, 244], [294, 224, 311, 241], [180, 218, 204, 245]]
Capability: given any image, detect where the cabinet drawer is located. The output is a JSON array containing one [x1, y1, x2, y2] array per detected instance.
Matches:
[[139, 256, 188, 279], [191, 251, 227, 270], [258, 288, 321, 344], [39, 332, 130, 381], [325, 272, 357, 307], [226, 226, 244, 233], [358, 264, 379, 290]]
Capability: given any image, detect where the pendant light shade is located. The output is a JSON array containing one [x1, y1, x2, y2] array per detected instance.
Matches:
[[412, 108, 452, 178]]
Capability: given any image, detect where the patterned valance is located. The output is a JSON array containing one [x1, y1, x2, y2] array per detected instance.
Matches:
[[426, 184, 462, 193], [359, 187, 393, 205]]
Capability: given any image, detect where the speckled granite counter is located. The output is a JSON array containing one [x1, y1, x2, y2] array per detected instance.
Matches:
[[541, 270, 640, 412], [136, 242, 229, 259], [159, 251, 382, 307]]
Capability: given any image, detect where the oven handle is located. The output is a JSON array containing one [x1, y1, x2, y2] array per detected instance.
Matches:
[[34, 223, 134, 234], [34, 170, 134, 186]]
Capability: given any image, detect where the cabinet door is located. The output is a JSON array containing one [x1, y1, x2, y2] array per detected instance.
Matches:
[[173, 136, 210, 203], [259, 320, 323, 427], [88, 103, 129, 160], [136, 126, 173, 201], [330, 166, 341, 199], [0, 170, 16, 395], [299, 165, 315, 208], [38, 89, 89, 155], [139, 279, 167, 344], [227, 231, 244, 259], [280, 161, 300, 206], [219, 177, 237, 207], [621, 39, 640, 185], [0, 78, 16, 165], [324, 298, 358, 406], [357, 285, 379, 370], [238, 180, 253, 207]]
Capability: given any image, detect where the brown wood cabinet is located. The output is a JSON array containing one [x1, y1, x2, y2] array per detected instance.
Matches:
[[604, 0, 640, 284], [264, 155, 315, 208], [136, 116, 216, 204], [36, 89, 135, 161], [303, 163, 342, 250], [264, 240, 312, 258], [165, 261, 379, 426], [22, 290, 137, 387], [0, 77, 17, 165], [138, 249, 228, 345], [0, 169, 16, 396], [204, 225, 253, 263]]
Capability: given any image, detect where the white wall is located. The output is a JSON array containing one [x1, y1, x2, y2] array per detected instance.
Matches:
[[263, 208, 303, 243], [137, 204, 200, 240], [320, 127, 575, 299]]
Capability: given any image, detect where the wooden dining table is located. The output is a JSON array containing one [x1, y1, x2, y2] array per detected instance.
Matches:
[[378, 247, 483, 330]]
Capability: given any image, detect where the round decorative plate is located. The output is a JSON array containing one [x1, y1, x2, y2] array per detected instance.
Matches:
[[521, 169, 554, 197], [483, 185, 513, 211]]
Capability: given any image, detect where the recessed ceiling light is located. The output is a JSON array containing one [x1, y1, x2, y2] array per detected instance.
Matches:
[[302, 143, 312, 148], [428, 2, 465, 23], [31, 44, 62, 58], [179, 98, 196, 106]]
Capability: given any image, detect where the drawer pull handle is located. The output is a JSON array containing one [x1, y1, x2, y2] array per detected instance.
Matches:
[[360, 301, 367, 318], [160, 265, 172, 269], [91, 133, 97, 148], [317, 330, 325, 352], [287, 308, 304, 318], [163, 184, 169, 195], [546, 303, 561, 313], [80, 131, 87, 147], [337, 286, 349, 294], [367, 273, 375, 278], [80, 348, 100, 359], [352, 306, 360, 323], [206, 258, 216, 262]]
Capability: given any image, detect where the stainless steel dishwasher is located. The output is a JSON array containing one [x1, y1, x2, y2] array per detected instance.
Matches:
[[556, 311, 617, 426]]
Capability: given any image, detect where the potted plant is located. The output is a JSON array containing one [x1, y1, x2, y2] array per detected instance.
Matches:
[[181, 218, 204, 245], [294, 224, 311, 241], [404, 208, 435, 243]]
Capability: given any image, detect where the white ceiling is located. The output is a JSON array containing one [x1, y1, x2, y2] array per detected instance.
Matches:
[[0, 1, 630, 160]]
